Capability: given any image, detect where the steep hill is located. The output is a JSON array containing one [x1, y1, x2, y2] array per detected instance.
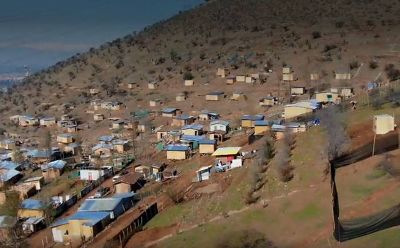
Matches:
[[1, 0, 400, 131]]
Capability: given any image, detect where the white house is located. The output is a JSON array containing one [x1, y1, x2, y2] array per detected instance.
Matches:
[[210, 120, 230, 134]]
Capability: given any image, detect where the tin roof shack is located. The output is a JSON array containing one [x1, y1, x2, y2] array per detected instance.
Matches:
[[236, 75, 246, 83], [149, 99, 162, 107], [63, 142, 81, 155], [310, 72, 319, 81], [271, 123, 307, 140], [245, 76, 256, 84], [162, 108, 179, 118], [331, 87, 354, 99], [206, 91, 224, 101], [94, 114, 105, 122], [156, 129, 181, 142], [80, 166, 114, 181], [212, 147, 243, 166], [196, 165, 213, 182], [315, 91, 340, 104], [181, 124, 204, 136], [373, 115, 395, 135], [23, 176, 45, 191], [259, 96, 278, 107], [127, 82, 136, 89], [0, 215, 17, 240], [0, 139, 16, 150], [41, 160, 66, 181], [284, 101, 318, 120], [184, 80, 194, 86], [101, 101, 122, 111], [18, 199, 47, 219], [148, 81, 158, 89], [290, 86, 306, 96], [112, 140, 129, 154], [51, 211, 111, 244], [78, 193, 136, 220], [226, 76, 236, 85], [22, 217, 45, 235], [282, 66, 293, 74], [209, 131, 226, 144], [19, 115, 39, 127], [335, 69, 351, 80], [241, 115, 264, 128], [283, 72, 295, 81], [89, 88, 100, 95], [217, 68, 229, 78], [135, 163, 165, 180], [165, 144, 191, 160], [199, 139, 217, 154], [254, 120, 271, 135], [25, 149, 59, 164], [57, 134, 74, 145], [210, 120, 230, 134], [0, 169, 22, 187], [40, 117, 56, 127], [230, 92, 246, 101], [198, 110, 219, 121], [172, 114, 195, 127], [176, 93, 187, 102], [11, 183, 37, 200], [114, 173, 145, 194], [92, 144, 113, 158]]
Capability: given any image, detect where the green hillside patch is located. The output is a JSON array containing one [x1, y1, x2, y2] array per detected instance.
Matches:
[[350, 184, 375, 200], [293, 202, 321, 221]]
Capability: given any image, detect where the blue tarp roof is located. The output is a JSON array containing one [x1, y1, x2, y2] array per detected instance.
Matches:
[[162, 108, 177, 113], [79, 198, 123, 212], [181, 135, 206, 142], [210, 120, 230, 126], [0, 161, 20, 170], [42, 160, 66, 170], [25, 149, 53, 158], [241, 115, 264, 121], [98, 136, 114, 143], [164, 144, 190, 151], [21, 199, 45, 210], [254, 120, 270, 126], [182, 124, 204, 130], [0, 169, 21, 182], [199, 139, 216, 145], [51, 211, 110, 227], [175, 114, 194, 120]]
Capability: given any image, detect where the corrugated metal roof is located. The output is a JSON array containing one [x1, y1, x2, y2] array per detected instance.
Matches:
[[92, 143, 113, 151], [254, 120, 269, 126], [42, 160, 66, 170], [182, 124, 203, 130], [162, 108, 177, 113], [241, 115, 264, 121], [0, 161, 20, 170], [79, 198, 123, 212], [24, 217, 44, 225], [210, 120, 230, 126], [175, 114, 194, 120], [164, 144, 190, 151], [212, 147, 241, 156], [199, 139, 216, 145], [0, 169, 21, 182], [98, 135, 114, 142], [51, 211, 110, 227], [21, 199, 45, 210], [181, 135, 206, 142]]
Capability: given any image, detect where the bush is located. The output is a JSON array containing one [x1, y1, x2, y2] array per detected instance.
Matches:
[[369, 60, 378, 69], [183, 72, 194, 80], [349, 61, 360, 70], [312, 31, 321, 39]]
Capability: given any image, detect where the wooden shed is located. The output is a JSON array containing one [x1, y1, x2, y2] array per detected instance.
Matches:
[[184, 80, 194, 86], [199, 140, 216, 154], [206, 92, 224, 101], [165, 144, 190, 160]]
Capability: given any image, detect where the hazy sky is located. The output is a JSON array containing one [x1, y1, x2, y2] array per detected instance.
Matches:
[[0, 0, 203, 75]]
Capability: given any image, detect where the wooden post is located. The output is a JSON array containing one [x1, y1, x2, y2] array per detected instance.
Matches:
[[42, 239, 45, 248], [372, 133, 376, 156]]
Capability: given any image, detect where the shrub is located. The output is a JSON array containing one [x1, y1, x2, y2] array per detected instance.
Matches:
[[312, 31, 321, 39], [369, 60, 378, 69]]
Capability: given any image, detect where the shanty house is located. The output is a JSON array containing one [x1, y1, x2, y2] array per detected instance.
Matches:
[[310, 72, 319, 81], [199, 139, 216, 154], [217, 68, 229, 78], [80, 167, 113, 181], [41, 160, 66, 181], [184, 80, 194, 86], [335, 69, 351, 80], [18, 199, 46, 219], [315, 92, 340, 104], [196, 165, 213, 182], [282, 66, 292, 74], [254, 120, 270, 135], [236, 75, 246, 83], [206, 92, 224, 101], [245, 76, 255, 84], [149, 99, 162, 107], [19, 116, 39, 127], [198, 110, 219, 121], [210, 120, 230, 133], [284, 101, 318, 120], [172, 114, 195, 127], [114, 173, 145, 193], [283, 73, 294, 81], [40, 117, 56, 127], [212, 147, 242, 164], [373, 115, 395, 135], [290, 86, 306, 95], [92, 144, 113, 158], [23, 176, 45, 191], [259, 96, 278, 107], [101, 101, 122, 111], [162, 108, 178, 118], [0, 169, 22, 187], [127, 82, 135, 89], [181, 124, 204, 136], [112, 140, 129, 153], [231, 92, 246, 101], [57, 134, 74, 144], [241, 115, 264, 128], [0, 139, 16, 150], [176, 93, 186, 102], [148, 82, 158, 89], [165, 144, 190, 160], [94, 114, 105, 121], [226, 76, 236, 85]]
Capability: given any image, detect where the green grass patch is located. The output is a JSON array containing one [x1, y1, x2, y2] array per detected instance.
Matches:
[[366, 168, 387, 180], [350, 184, 375, 200], [293, 202, 321, 220]]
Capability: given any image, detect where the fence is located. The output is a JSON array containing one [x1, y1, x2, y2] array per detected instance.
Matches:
[[330, 132, 400, 241], [104, 202, 158, 247]]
